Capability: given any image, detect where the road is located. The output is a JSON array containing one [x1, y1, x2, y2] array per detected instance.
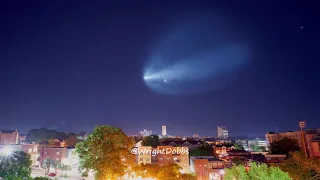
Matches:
[[31, 167, 94, 180]]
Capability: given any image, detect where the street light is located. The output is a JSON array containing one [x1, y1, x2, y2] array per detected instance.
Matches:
[[1, 146, 13, 156]]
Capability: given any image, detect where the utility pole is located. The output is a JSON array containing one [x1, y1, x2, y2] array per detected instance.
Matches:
[[298, 121, 308, 158]]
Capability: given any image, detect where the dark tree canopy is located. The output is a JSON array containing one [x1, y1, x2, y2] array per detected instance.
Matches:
[[0, 151, 32, 180], [141, 135, 160, 148], [190, 143, 213, 156], [278, 151, 320, 180], [269, 137, 300, 155], [26, 128, 67, 143]]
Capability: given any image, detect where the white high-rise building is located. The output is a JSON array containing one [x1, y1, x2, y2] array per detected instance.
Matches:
[[139, 129, 152, 137], [217, 126, 228, 139], [162, 126, 167, 136]]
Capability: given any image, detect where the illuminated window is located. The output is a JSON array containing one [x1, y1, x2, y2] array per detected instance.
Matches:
[[28, 148, 32, 153], [56, 152, 60, 155]]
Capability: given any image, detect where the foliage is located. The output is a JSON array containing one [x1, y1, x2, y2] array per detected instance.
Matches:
[[234, 143, 244, 150], [141, 135, 160, 148], [269, 137, 300, 155], [250, 144, 260, 152], [278, 151, 320, 180], [231, 158, 247, 166], [132, 163, 196, 180], [189, 143, 213, 156], [0, 151, 32, 180], [33, 177, 50, 180], [66, 133, 80, 147], [58, 164, 72, 176], [43, 157, 54, 175], [76, 125, 135, 180], [224, 162, 291, 180], [26, 128, 67, 143]]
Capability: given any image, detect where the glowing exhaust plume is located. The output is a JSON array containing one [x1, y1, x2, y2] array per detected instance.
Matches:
[[143, 14, 250, 95]]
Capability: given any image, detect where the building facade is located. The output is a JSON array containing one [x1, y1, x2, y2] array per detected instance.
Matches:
[[0, 130, 19, 145], [266, 129, 320, 157], [162, 126, 167, 136], [139, 129, 152, 137], [190, 156, 225, 180], [22, 144, 39, 165], [217, 126, 228, 139]]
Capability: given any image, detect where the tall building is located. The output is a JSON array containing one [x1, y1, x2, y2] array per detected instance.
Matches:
[[217, 126, 228, 139], [139, 129, 152, 137], [0, 130, 20, 144], [162, 126, 167, 136]]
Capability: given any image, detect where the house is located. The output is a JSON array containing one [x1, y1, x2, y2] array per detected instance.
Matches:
[[22, 144, 39, 165], [190, 156, 225, 180], [0, 130, 19, 145], [136, 146, 152, 165], [226, 149, 250, 161], [214, 144, 234, 157], [160, 140, 202, 150]]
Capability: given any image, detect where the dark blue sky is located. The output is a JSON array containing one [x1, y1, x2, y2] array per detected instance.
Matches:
[[1, 0, 319, 136]]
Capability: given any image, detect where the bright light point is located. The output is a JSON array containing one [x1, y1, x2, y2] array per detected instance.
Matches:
[[1, 146, 13, 156], [220, 169, 225, 175], [164, 79, 167, 83]]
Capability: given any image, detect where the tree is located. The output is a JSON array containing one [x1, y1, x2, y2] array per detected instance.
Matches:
[[234, 143, 244, 150], [76, 126, 135, 180], [250, 144, 259, 152], [43, 157, 54, 175], [278, 151, 320, 180], [224, 162, 291, 180], [132, 163, 196, 180], [231, 158, 247, 166], [66, 133, 80, 147], [59, 164, 72, 177], [141, 135, 160, 148], [0, 151, 32, 180], [190, 143, 213, 156], [26, 128, 67, 143], [269, 137, 300, 155], [33, 177, 50, 180]]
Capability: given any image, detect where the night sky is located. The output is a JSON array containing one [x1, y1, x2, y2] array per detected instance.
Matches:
[[1, 1, 320, 137]]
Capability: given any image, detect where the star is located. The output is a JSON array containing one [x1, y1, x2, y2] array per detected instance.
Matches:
[[300, 26, 303, 29]]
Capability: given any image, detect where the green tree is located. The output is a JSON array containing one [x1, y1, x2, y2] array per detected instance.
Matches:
[[224, 162, 291, 180], [234, 143, 244, 150], [250, 144, 259, 152], [33, 177, 50, 180], [26, 128, 67, 143], [278, 151, 320, 180], [231, 158, 247, 166], [269, 137, 300, 155], [190, 143, 213, 156], [76, 126, 135, 180], [0, 151, 32, 180], [59, 164, 72, 177], [43, 157, 54, 175], [141, 135, 160, 148]]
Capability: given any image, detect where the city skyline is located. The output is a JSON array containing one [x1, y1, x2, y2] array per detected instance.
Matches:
[[1, 1, 320, 136]]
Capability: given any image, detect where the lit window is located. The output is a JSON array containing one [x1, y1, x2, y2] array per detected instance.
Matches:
[[28, 148, 32, 153], [56, 152, 60, 155]]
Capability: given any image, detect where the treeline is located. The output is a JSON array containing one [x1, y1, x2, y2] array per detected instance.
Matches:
[[26, 128, 86, 144]]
